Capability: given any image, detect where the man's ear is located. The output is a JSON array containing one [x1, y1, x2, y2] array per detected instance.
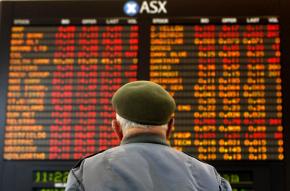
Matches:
[[166, 117, 174, 139], [112, 119, 123, 141]]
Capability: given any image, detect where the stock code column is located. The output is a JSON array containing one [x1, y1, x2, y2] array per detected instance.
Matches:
[[4, 18, 138, 160], [150, 17, 283, 160]]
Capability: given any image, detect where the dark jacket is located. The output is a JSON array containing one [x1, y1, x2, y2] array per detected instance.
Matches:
[[65, 134, 232, 191]]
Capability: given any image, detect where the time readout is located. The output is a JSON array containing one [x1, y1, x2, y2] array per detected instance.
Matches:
[[33, 170, 68, 184]]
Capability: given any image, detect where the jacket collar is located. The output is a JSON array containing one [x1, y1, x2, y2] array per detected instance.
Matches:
[[121, 133, 169, 146]]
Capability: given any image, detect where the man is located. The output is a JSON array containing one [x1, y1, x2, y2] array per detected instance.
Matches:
[[65, 81, 232, 191]]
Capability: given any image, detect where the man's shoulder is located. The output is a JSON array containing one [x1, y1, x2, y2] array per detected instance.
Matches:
[[74, 144, 215, 174], [73, 149, 107, 169], [76, 146, 124, 167], [79, 144, 217, 175], [178, 151, 218, 173], [153, 146, 215, 169], [80, 144, 213, 168]]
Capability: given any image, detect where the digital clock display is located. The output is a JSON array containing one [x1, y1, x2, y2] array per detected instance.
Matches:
[[33, 189, 64, 191], [33, 170, 68, 184], [221, 171, 253, 184], [32, 170, 254, 190]]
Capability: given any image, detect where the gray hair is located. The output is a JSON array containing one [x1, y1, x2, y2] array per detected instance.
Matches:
[[116, 114, 168, 131]]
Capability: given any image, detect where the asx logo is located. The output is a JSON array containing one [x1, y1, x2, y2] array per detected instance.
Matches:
[[123, 1, 167, 16]]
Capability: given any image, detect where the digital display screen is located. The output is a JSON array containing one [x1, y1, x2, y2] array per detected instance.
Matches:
[[33, 189, 64, 191], [33, 170, 68, 190], [34, 170, 68, 184], [32, 170, 254, 191], [150, 17, 283, 160], [2, 17, 283, 161], [4, 18, 138, 160], [221, 171, 254, 191]]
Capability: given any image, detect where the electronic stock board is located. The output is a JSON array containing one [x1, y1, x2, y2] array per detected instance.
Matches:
[[0, 0, 289, 191]]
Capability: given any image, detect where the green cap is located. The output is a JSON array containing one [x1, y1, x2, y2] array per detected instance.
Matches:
[[112, 81, 176, 125]]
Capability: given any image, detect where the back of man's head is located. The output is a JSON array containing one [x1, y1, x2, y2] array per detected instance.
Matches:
[[112, 80, 176, 125], [111, 81, 176, 139]]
